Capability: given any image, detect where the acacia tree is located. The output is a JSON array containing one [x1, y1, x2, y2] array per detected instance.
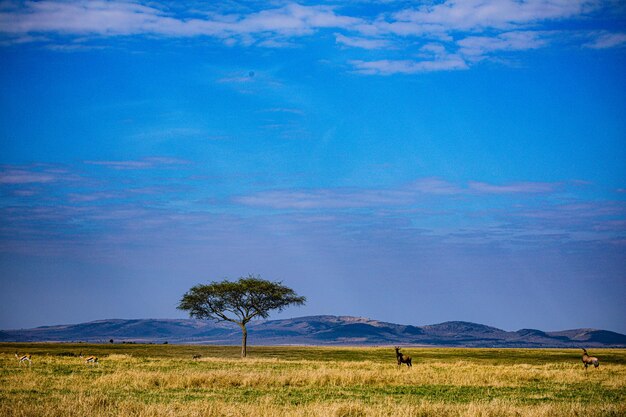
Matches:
[[177, 275, 306, 357]]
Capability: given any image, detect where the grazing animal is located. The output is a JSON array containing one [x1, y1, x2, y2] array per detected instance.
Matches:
[[79, 352, 99, 366], [395, 346, 412, 368], [581, 348, 599, 370], [15, 352, 32, 366], [192, 354, 202, 360]]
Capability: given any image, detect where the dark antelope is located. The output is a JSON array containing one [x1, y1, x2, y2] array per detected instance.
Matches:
[[581, 348, 599, 370], [395, 346, 412, 368], [15, 352, 32, 366], [79, 352, 99, 366]]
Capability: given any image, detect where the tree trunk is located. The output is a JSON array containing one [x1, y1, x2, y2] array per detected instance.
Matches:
[[240, 324, 248, 358]]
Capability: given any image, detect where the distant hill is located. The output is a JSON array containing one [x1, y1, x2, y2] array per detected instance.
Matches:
[[2, 315, 625, 347]]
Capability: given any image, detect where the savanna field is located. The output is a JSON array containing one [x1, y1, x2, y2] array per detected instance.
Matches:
[[1, 343, 625, 416]]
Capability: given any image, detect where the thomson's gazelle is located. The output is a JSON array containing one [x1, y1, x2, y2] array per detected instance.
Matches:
[[15, 352, 32, 366], [79, 352, 99, 366]]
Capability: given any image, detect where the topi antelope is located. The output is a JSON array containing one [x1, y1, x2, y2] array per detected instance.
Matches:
[[15, 352, 32, 366], [581, 348, 599, 370], [79, 352, 99, 366], [395, 346, 412, 368]]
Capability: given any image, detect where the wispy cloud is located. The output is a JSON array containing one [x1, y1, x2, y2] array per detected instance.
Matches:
[[335, 33, 390, 50], [67, 191, 123, 203], [235, 188, 409, 209], [0, 164, 74, 184], [236, 179, 562, 209], [387, 0, 596, 33], [130, 128, 210, 141], [350, 43, 468, 75], [258, 107, 304, 116], [236, 177, 466, 210], [409, 178, 463, 195], [468, 181, 560, 194], [1, 161, 622, 260], [84, 157, 190, 170], [457, 31, 549, 61], [584, 31, 626, 49], [350, 57, 467, 75], [0, 168, 58, 184], [217, 73, 258, 84], [498, 201, 626, 246], [0, 33, 49, 46]]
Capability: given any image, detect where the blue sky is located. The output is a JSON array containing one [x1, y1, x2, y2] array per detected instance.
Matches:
[[1, 0, 625, 333]]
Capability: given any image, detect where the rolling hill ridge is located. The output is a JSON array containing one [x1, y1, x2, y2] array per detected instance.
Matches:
[[2, 315, 625, 347]]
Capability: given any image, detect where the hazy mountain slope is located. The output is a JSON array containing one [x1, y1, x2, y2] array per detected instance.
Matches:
[[2, 316, 625, 347]]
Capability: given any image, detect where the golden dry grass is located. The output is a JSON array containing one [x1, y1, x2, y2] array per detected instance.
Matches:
[[1, 345, 624, 416]]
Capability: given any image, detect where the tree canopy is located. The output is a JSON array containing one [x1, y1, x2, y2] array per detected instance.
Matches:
[[178, 275, 306, 357]]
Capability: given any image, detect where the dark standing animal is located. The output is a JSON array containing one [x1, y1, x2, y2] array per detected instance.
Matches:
[[581, 348, 599, 370], [395, 346, 412, 368]]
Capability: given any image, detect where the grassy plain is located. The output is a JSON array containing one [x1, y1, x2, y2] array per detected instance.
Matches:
[[1, 343, 625, 416]]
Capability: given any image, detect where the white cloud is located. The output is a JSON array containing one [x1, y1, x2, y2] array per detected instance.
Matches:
[[0, 0, 621, 76], [0, 1, 175, 36], [350, 40, 469, 75], [335, 33, 390, 49], [0, 1, 361, 43], [0, 1, 602, 42], [458, 31, 549, 61], [389, 0, 597, 32], [350, 58, 461, 75], [584, 31, 626, 49], [237, 3, 359, 36], [359, 20, 452, 40]]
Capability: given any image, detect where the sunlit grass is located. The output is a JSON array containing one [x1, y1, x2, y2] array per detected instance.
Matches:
[[1, 343, 624, 416]]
